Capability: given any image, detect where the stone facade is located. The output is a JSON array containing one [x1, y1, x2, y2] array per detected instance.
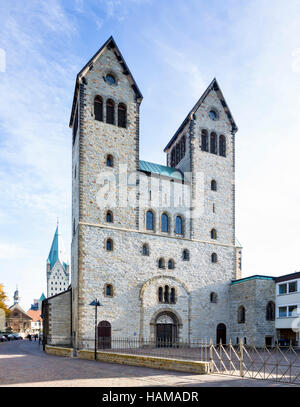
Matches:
[[229, 276, 276, 347], [68, 36, 246, 350], [42, 289, 72, 346]]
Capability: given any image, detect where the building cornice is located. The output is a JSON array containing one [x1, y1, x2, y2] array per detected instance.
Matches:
[[79, 221, 239, 249]]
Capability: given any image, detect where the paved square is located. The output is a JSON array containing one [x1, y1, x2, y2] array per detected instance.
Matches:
[[0, 341, 297, 387]]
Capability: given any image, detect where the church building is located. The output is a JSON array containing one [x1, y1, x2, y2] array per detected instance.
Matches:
[[66, 36, 243, 350], [46, 224, 69, 297]]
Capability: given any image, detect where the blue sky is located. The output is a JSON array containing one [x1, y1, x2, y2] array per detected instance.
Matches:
[[1, 0, 300, 309]]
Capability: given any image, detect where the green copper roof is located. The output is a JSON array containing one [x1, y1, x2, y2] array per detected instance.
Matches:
[[39, 293, 46, 301], [139, 160, 183, 181], [47, 225, 68, 271], [231, 275, 275, 285]]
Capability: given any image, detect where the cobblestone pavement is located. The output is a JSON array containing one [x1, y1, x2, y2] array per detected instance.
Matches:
[[0, 341, 297, 387]]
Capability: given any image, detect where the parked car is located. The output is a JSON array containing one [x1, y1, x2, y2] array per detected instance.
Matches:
[[12, 334, 23, 340], [7, 334, 15, 341], [0, 334, 8, 342]]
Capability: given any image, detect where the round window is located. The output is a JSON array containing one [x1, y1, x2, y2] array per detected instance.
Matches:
[[209, 109, 218, 120], [105, 74, 116, 85]]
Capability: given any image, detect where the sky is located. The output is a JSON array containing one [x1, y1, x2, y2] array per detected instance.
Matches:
[[0, 0, 300, 310]]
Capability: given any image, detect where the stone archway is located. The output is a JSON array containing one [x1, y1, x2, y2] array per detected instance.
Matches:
[[155, 311, 179, 347], [139, 276, 190, 342]]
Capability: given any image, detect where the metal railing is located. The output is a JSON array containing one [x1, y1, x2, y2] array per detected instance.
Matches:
[[45, 336, 300, 384], [78, 337, 300, 384]]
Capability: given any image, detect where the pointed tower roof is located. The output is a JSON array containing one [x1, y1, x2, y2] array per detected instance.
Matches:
[[69, 35, 143, 127], [13, 286, 19, 305], [47, 224, 68, 271], [164, 78, 238, 152], [39, 293, 46, 301]]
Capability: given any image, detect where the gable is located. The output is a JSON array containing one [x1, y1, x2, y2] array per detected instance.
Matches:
[[164, 78, 238, 152], [9, 304, 32, 320], [69, 36, 143, 127]]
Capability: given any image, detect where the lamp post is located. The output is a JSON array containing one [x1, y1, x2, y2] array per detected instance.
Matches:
[[89, 299, 103, 360]]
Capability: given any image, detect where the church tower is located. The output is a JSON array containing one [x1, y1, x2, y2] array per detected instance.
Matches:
[[69, 36, 142, 348], [46, 224, 69, 297], [164, 78, 241, 280], [13, 286, 20, 305]]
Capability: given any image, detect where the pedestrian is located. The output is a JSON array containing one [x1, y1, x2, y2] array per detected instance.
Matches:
[[28, 334, 31, 341], [34, 334, 37, 341], [38, 335, 41, 345]]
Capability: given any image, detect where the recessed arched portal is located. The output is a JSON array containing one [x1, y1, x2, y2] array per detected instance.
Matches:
[[155, 312, 178, 347], [216, 323, 226, 345], [98, 320, 111, 349]]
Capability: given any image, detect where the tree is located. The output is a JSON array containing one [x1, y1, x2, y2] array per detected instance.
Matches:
[[0, 284, 9, 315]]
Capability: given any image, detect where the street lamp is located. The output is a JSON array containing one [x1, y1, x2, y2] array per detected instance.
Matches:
[[89, 299, 103, 360]]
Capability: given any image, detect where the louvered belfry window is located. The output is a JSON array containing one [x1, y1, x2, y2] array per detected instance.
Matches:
[[219, 135, 226, 157], [106, 99, 115, 124], [118, 103, 127, 128], [201, 130, 209, 152], [94, 96, 103, 121], [210, 132, 217, 154]]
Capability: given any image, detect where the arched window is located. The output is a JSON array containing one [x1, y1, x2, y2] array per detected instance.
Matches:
[[219, 135, 226, 157], [158, 258, 165, 269], [142, 244, 149, 256], [180, 135, 186, 160], [170, 149, 175, 167], [175, 216, 183, 235], [105, 284, 113, 297], [106, 154, 113, 167], [106, 238, 113, 252], [266, 301, 275, 321], [164, 285, 169, 303], [210, 292, 218, 303], [106, 99, 115, 124], [182, 249, 190, 261], [170, 288, 176, 304], [211, 180, 217, 191], [211, 253, 218, 263], [161, 213, 169, 233], [94, 96, 103, 121], [146, 210, 154, 230], [201, 130, 208, 152], [211, 229, 217, 240], [118, 103, 127, 128], [238, 306, 246, 323], [106, 211, 113, 223], [158, 287, 163, 303], [210, 132, 217, 154], [168, 259, 175, 270]]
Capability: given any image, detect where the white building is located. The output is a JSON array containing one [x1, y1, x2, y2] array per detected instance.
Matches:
[[275, 272, 300, 346]]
